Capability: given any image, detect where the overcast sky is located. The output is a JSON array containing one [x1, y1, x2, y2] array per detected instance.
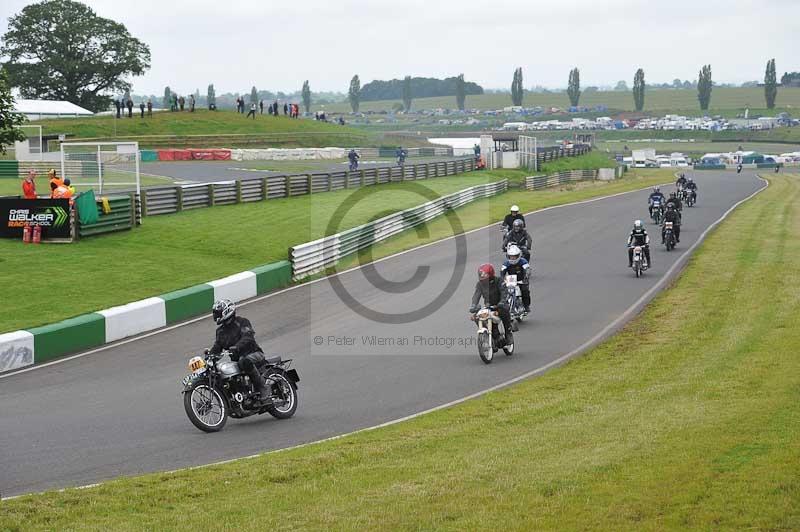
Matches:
[[1, 0, 798, 95]]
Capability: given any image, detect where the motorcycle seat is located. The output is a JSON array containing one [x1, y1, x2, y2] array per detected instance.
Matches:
[[264, 355, 282, 366]]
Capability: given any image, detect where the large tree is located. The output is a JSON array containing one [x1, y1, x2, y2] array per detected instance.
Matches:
[[301, 80, 311, 113], [1, 0, 151, 112], [511, 67, 523, 106], [633, 68, 645, 111], [402, 75, 413, 111], [764, 58, 777, 109], [0, 67, 26, 155], [348, 75, 361, 113], [455, 73, 466, 110], [697, 64, 713, 111], [567, 67, 581, 106]]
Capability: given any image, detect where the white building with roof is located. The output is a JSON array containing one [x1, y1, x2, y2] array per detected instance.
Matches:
[[13, 98, 93, 120]]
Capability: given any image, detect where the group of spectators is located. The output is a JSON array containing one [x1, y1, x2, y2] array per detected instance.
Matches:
[[21, 169, 75, 200], [236, 97, 300, 119], [168, 94, 196, 112], [114, 98, 155, 119]]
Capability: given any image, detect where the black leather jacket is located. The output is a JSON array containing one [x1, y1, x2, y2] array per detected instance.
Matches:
[[209, 316, 262, 361], [502, 213, 525, 230], [503, 229, 532, 252], [469, 277, 509, 313]]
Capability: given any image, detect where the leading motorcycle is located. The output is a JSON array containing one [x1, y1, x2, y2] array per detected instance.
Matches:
[[471, 306, 514, 364], [181, 350, 299, 433], [650, 200, 663, 224], [630, 245, 648, 278]]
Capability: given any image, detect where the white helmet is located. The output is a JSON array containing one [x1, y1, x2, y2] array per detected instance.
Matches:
[[506, 244, 522, 265], [633, 220, 643, 230], [510, 205, 519, 213]]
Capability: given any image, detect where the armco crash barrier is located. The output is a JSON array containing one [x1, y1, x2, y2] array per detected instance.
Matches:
[[290, 180, 509, 279], [0, 260, 291, 373]]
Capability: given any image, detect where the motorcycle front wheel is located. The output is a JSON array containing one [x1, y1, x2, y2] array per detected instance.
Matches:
[[478, 331, 493, 364], [184, 381, 228, 433]]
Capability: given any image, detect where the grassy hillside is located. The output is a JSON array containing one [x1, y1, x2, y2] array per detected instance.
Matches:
[[323, 87, 800, 114], [28, 110, 374, 148], [5, 174, 797, 531]]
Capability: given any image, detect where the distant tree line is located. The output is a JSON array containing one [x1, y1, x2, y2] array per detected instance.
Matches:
[[359, 76, 483, 102]]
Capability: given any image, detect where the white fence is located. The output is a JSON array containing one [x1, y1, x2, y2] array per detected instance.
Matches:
[[524, 167, 624, 190], [290, 180, 509, 279]]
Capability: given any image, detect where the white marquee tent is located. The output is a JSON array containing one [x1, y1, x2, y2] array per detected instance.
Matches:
[[13, 99, 93, 120]]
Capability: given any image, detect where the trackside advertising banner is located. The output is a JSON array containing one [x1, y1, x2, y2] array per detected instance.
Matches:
[[0, 198, 70, 238]]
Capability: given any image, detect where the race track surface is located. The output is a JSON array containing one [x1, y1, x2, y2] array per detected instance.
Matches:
[[0, 171, 763, 497]]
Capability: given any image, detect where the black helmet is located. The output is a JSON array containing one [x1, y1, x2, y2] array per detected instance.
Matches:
[[512, 219, 524, 232], [212, 299, 236, 325]]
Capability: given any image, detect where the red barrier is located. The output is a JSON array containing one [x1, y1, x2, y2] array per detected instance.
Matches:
[[158, 148, 231, 161]]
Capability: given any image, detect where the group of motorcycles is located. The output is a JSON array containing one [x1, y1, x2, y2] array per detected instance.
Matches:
[[632, 176, 697, 277]]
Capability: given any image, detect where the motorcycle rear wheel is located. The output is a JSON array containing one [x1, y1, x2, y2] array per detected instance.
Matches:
[[478, 331, 493, 364], [264, 370, 298, 420], [184, 382, 228, 433]]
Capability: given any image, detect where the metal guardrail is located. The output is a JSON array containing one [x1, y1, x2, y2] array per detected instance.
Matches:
[[534, 144, 592, 165], [141, 156, 476, 216], [289, 180, 508, 280], [524, 169, 600, 190]]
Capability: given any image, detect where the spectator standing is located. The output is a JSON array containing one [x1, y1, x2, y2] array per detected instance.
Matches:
[[139, 101, 145, 118], [147, 99, 153, 116], [247, 102, 257, 119], [259, 100, 264, 114], [273, 100, 278, 117], [283, 102, 288, 116], [126, 98, 133, 118], [179, 96, 185, 111], [22, 169, 37, 199], [172, 93, 178, 112], [114, 99, 122, 118], [190, 94, 196, 112], [315, 112, 319, 120]]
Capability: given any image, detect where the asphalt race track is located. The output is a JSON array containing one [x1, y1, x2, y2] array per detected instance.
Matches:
[[0, 171, 764, 497]]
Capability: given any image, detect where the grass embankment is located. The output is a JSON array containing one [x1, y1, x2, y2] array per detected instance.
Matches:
[[538, 150, 617, 173], [0, 168, 672, 333], [4, 175, 797, 530], [29, 109, 373, 148], [321, 86, 800, 114]]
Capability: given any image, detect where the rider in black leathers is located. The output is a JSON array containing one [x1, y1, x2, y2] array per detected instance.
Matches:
[[665, 192, 683, 216], [207, 299, 268, 396], [502, 218, 532, 260], [502, 205, 525, 232], [662, 204, 681, 243], [675, 173, 687, 188], [627, 220, 651, 268], [684, 178, 698, 202], [469, 263, 513, 346]]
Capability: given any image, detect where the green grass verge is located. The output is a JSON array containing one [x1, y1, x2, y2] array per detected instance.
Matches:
[[3, 174, 796, 531], [538, 151, 617, 173]]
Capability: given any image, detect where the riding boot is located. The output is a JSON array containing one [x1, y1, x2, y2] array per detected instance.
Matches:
[[249, 369, 268, 397]]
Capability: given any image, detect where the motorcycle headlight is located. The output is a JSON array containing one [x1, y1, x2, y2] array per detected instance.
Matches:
[[188, 356, 206, 373]]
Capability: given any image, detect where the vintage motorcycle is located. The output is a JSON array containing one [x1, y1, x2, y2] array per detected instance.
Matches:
[[471, 306, 514, 364], [181, 349, 299, 433], [650, 199, 664, 224], [630, 245, 648, 278], [505, 274, 528, 331], [663, 221, 676, 251]]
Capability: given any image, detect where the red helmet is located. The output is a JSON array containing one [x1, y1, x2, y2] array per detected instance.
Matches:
[[478, 263, 495, 280]]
